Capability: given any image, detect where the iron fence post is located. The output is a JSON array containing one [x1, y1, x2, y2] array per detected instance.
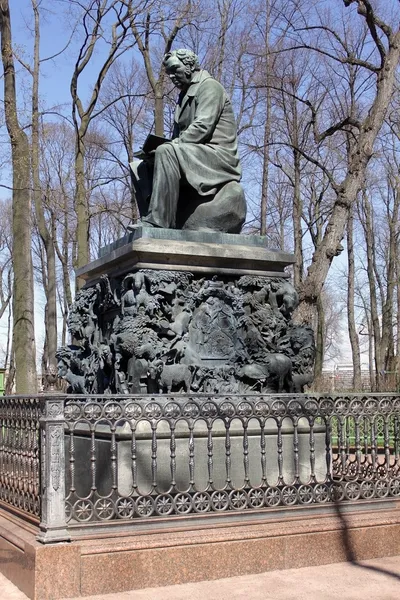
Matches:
[[37, 392, 70, 543]]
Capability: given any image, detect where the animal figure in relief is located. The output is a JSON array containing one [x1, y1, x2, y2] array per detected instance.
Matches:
[[237, 353, 293, 393], [147, 360, 192, 393], [269, 280, 299, 319], [264, 353, 293, 392]]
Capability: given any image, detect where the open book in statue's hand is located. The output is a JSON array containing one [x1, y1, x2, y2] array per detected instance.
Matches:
[[133, 134, 171, 159]]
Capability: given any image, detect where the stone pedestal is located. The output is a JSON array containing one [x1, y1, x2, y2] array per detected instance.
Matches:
[[77, 227, 296, 284], [59, 228, 315, 396]]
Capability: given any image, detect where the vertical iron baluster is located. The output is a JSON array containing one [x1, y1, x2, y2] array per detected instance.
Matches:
[[384, 417, 390, 474], [8, 409, 13, 490], [23, 407, 29, 494], [309, 418, 316, 483], [5, 408, 10, 488], [15, 408, 22, 493], [90, 425, 96, 493], [8, 418, 15, 490], [16, 408, 20, 496], [12, 407, 18, 496], [188, 422, 195, 489], [260, 419, 267, 486], [339, 416, 346, 476], [345, 417, 351, 468], [15, 411, 20, 496], [25, 410, 30, 494], [21, 414, 27, 493], [243, 421, 249, 487], [69, 428, 75, 494], [225, 422, 231, 488], [3, 402, 7, 490], [26, 413, 32, 494], [26, 407, 31, 494], [110, 424, 117, 494], [11, 412, 16, 492], [371, 416, 377, 475], [363, 415, 369, 473], [19, 407, 24, 493], [293, 418, 299, 485], [151, 423, 157, 491], [394, 416, 399, 462], [8, 409, 12, 489], [207, 421, 214, 489], [16, 409, 22, 495], [325, 417, 331, 481], [170, 422, 176, 490], [33, 408, 40, 501], [40, 425, 46, 510], [355, 417, 361, 476], [3, 406, 8, 488], [277, 419, 283, 485], [5, 404, 10, 491], [23, 409, 28, 495], [131, 424, 137, 494]]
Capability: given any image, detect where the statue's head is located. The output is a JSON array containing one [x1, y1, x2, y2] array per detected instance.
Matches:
[[56, 347, 71, 377], [163, 49, 200, 90]]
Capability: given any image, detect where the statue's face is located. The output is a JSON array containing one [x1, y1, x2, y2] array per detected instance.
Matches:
[[165, 57, 193, 90], [57, 361, 68, 377]]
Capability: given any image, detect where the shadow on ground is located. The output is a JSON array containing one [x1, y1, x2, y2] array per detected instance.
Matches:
[[334, 499, 400, 581]]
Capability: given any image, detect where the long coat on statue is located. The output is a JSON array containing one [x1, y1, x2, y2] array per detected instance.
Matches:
[[171, 70, 242, 196]]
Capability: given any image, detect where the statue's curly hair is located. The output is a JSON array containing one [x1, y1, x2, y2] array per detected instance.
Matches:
[[163, 49, 200, 72]]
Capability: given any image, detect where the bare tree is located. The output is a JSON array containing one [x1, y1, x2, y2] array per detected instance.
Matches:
[[129, 0, 197, 136], [0, 0, 37, 393], [347, 204, 362, 389], [40, 122, 76, 343], [97, 59, 147, 218], [70, 0, 146, 285], [31, 0, 58, 379], [289, 1, 400, 316]]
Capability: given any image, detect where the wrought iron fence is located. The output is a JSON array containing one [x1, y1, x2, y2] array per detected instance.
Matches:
[[0, 396, 41, 520], [1, 393, 400, 542], [63, 394, 400, 525]]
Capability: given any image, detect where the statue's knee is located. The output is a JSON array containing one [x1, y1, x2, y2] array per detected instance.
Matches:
[[155, 143, 174, 159]]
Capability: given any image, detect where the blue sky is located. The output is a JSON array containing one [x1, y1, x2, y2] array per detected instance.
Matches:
[[8, 1, 130, 125], [12, 1, 74, 108]]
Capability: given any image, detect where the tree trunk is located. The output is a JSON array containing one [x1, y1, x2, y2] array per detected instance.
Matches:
[[31, 0, 57, 375], [380, 181, 399, 372], [292, 145, 303, 288], [298, 31, 400, 310], [346, 207, 361, 390], [260, 0, 271, 236], [314, 294, 325, 386], [74, 135, 89, 286], [154, 82, 164, 137], [362, 193, 383, 389], [0, 0, 37, 394]]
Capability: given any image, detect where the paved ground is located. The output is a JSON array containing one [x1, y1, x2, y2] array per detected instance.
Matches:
[[1, 556, 400, 599]]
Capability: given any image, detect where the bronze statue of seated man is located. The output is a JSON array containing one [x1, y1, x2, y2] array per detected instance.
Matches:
[[130, 49, 246, 233]]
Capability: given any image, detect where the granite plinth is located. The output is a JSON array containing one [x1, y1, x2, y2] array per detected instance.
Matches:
[[76, 227, 295, 285], [1, 503, 400, 598]]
